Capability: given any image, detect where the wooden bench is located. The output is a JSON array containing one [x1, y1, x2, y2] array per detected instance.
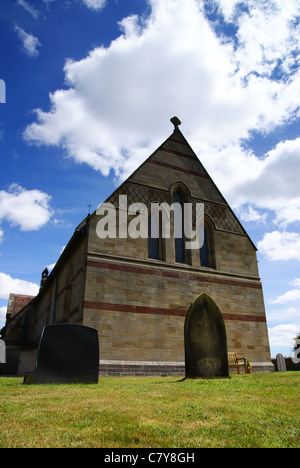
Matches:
[[228, 352, 247, 374]]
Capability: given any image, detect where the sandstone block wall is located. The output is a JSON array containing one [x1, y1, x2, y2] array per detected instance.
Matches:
[[83, 254, 271, 368]]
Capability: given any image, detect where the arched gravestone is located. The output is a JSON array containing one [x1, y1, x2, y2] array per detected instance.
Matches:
[[276, 353, 287, 372], [184, 293, 229, 378], [35, 324, 99, 384]]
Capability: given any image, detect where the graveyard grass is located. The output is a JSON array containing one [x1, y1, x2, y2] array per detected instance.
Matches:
[[0, 372, 299, 448]]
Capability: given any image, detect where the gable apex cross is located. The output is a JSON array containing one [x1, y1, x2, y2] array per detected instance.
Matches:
[[170, 116, 182, 130]]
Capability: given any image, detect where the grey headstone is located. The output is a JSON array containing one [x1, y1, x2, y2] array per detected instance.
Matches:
[[276, 353, 287, 372], [0, 339, 6, 364], [184, 293, 229, 378], [35, 324, 99, 384]]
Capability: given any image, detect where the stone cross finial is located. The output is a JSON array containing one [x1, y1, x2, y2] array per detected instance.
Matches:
[[170, 116, 182, 129]]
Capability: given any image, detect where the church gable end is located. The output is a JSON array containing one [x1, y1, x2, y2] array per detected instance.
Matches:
[[84, 119, 272, 375]]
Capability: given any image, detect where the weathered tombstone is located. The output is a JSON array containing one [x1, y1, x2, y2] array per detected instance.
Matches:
[[34, 324, 99, 384], [276, 353, 287, 372], [184, 293, 229, 378], [0, 339, 6, 364]]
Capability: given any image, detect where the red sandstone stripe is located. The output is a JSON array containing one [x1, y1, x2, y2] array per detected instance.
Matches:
[[169, 137, 188, 145], [83, 301, 266, 323], [86, 260, 262, 290], [148, 159, 209, 179], [161, 146, 197, 161], [84, 301, 186, 317], [222, 313, 266, 323]]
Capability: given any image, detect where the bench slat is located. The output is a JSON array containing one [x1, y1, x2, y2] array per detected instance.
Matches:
[[228, 352, 247, 373]]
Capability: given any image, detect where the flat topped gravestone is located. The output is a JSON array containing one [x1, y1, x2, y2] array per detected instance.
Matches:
[[28, 324, 99, 384], [276, 353, 287, 372], [184, 293, 229, 378], [0, 339, 6, 364]]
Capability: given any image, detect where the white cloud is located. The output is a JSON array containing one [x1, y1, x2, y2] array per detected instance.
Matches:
[[14, 25, 41, 57], [257, 231, 300, 261], [228, 138, 300, 226], [286, 307, 299, 317], [0, 184, 52, 232], [0, 273, 39, 301], [270, 276, 300, 306], [292, 278, 300, 288], [60, 245, 66, 254], [47, 263, 56, 272], [23, 0, 300, 228], [41, 0, 106, 10], [266, 304, 300, 324], [0, 229, 3, 243], [238, 205, 268, 224], [216, 0, 241, 21], [82, 0, 106, 10], [23, 1, 299, 167], [0, 306, 7, 328], [221, 0, 300, 78], [271, 290, 300, 304], [268, 323, 299, 349], [17, 0, 40, 19]]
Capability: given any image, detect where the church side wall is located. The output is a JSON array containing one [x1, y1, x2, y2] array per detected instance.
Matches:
[[51, 237, 87, 326], [33, 234, 88, 342], [33, 283, 54, 343]]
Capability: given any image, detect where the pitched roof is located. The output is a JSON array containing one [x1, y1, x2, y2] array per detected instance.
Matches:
[[6, 293, 35, 320]]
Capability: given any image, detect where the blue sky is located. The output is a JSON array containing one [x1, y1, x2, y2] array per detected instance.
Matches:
[[0, 0, 299, 358]]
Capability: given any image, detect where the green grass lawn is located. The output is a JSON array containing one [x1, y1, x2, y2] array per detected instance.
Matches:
[[0, 372, 299, 448]]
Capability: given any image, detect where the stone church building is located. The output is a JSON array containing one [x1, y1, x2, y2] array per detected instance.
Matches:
[[1, 119, 273, 376]]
